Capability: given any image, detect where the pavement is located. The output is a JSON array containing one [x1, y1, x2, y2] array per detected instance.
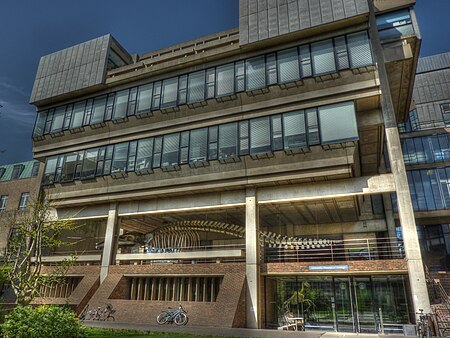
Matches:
[[84, 321, 407, 338]]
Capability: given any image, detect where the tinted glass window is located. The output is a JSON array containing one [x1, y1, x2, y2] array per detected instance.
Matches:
[[311, 39, 336, 75], [187, 71, 205, 103], [277, 48, 300, 83], [189, 128, 208, 162], [113, 90, 129, 119], [246, 56, 266, 91], [136, 84, 153, 114], [250, 117, 271, 154], [216, 64, 235, 97], [319, 102, 358, 144], [219, 123, 238, 159]]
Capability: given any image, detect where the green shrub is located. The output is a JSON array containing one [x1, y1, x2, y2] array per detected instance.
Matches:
[[2, 305, 85, 338]]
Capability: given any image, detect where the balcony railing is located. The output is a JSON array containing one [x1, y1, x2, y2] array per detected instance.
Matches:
[[264, 237, 405, 263]]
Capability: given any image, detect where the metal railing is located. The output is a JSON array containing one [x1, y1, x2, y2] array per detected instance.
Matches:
[[264, 237, 405, 263]]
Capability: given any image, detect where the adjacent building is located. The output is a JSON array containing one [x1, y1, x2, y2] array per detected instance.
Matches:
[[29, 0, 432, 332]]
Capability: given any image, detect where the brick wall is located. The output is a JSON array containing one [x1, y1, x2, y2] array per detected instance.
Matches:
[[87, 263, 246, 327]]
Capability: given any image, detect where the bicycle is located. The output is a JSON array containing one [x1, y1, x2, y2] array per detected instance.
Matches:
[[417, 309, 431, 338], [156, 304, 188, 326], [84, 304, 115, 321]]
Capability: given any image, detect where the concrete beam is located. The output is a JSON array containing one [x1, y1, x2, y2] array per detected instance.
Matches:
[[257, 174, 396, 204], [32, 255, 101, 263], [116, 249, 244, 261], [100, 203, 119, 283]]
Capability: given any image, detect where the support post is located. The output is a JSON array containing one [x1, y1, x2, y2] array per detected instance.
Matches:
[[368, 4, 431, 315], [100, 203, 119, 283], [245, 188, 261, 328]]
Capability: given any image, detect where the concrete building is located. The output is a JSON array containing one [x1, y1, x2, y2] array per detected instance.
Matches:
[[29, 0, 431, 332]]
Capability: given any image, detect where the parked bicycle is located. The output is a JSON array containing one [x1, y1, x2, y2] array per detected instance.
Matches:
[[157, 304, 188, 326], [81, 304, 116, 321], [417, 309, 431, 338]]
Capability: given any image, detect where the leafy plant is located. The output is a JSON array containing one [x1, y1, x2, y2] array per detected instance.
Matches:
[[2, 305, 85, 338]]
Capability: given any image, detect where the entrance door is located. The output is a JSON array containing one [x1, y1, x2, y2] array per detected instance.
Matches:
[[334, 277, 355, 332], [353, 277, 377, 333]]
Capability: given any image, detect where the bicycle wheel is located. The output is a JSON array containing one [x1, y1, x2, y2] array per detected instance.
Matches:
[[157, 312, 170, 325], [106, 315, 115, 322], [417, 323, 424, 338], [174, 313, 188, 326]]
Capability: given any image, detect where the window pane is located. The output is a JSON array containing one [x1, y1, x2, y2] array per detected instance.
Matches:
[[111, 143, 129, 173], [319, 101, 358, 144], [161, 78, 178, 108], [299, 45, 312, 77], [311, 39, 336, 75], [153, 137, 163, 168], [307, 108, 320, 145], [235, 61, 245, 92], [180, 131, 189, 164], [127, 88, 137, 116], [136, 84, 153, 114], [266, 53, 278, 85], [189, 128, 208, 162], [113, 90, 129, 119], [283, 111, 306, 149], [152, 81, 162, 109], [187, 71, 205, 103], [277, 48, 300, 83], [162, 133, 180, 167], [334, 36, 349, 70], [219, 123, 238, 159], [208, 126, 218, 160], [71, 101, 86, 129], [51, 106, 65, 132], [206, 68, 215, 99], [178, 75, 188, 105], [43, 157, 58, 184], [347, 31, 373, 68], [239, 121, 249, 155], [83, 99, 93, 126], [136, 138, 153, 171], [91, 95, 107, 124], [33, 112, 47, 137], [250, 117, 271, 154], [246, 56, 266, 91], [63, 105, 72, 130], [81, 149, 98, 179], [61, 153, 77, 182], [216, 64, 235, 97], [271, 115, 283, 151]]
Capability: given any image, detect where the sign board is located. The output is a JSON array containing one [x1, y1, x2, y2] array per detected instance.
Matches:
[[308, 265, 349, 271]]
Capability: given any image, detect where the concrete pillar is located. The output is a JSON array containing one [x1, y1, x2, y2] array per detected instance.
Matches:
[[368, 5, 431, 315], [100, 203, 119, 283], [245, 188, 261, 329]]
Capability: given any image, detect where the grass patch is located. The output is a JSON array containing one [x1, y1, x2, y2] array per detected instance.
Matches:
[[85, 327, 238, 338]]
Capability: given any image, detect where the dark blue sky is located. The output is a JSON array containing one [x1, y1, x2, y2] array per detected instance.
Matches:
[[0, 0, 448, 165]]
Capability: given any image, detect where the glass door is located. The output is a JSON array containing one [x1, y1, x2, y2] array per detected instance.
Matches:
[[353, 277, 377, 333], [334, 277, 355, 332]]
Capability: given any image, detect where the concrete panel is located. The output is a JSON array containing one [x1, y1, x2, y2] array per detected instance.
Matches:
[[258, 5, 269, 40], [331, 0, 346, 20], [278, 3, 290, 35], [248, 12, 259, 43], [298, 0, 311, 29], [258, 0, 267, 11], [268, 7, 279, 37], [309, 0, 322, 27], [240, 0, 249, 17], [287, 0, 300, 31], [320, 0, 334, 24], [343, 0, 357, 17], [355, 0, 369, 14], [249, 0, 258, 14]]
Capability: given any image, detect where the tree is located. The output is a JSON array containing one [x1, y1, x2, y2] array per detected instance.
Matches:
[[2, 196, 77, 305]]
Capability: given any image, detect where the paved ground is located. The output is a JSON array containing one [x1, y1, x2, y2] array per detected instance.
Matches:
[[84, 321, 407, 338]]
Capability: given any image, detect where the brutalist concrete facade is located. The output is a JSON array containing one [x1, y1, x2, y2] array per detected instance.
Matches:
[[29, 0, 431, 332]]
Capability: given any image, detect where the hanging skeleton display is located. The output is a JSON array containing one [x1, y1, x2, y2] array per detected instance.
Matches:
[[109, 220, 335, 251]]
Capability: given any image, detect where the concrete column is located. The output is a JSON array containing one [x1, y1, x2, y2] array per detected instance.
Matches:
[[100, 203, 119, 283], [245, 188, 261, 329], [368, 5, 431, 315]]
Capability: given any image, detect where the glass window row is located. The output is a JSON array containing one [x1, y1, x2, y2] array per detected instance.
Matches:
[[392, 167, 450, 212], [402, 133, 450, 165], [42, 101, 358, 185], [33, 31, 373, 138]]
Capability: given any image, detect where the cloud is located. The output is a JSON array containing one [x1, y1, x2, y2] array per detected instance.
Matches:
[[0, 78, 30, 98]]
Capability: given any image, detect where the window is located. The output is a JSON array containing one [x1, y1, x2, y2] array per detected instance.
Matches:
[[113, 89, 129, 119], [318, 101, 358, 144], [178, 76, 188, 105], [250, 117, 271, 154], [239, 121, 250, 156], [61, 153, 77, 182], [161, 78, 178, 108], [136, 84, 153, 115], [334, 36, 349, 70], [0, 195, 8, 211], [347, 31, 373, 68], [136, 138, 153, 171], [0, 167, 6, 179], [103, 146, 113, 176], [161, 133, 180, 167], [83, 99, 93, 126], [111, 143, 129, 173], [91, 95, 107, 124], [152, 137, 163, 168], [277, 48, 300, 83], [266, 53, 278, 85], [127, 141, 137, 171], [18, 192, 30, 211], [208, 126, 218, 160], [299, 45, 312, 77], [127, 88, 137, 116], [31, 162, 40, 177], [44, 110, 53, 134], [70, 101, 86, 129], [206, 68, 215, 99], [152, 81, 162, 109], [271, 115, 283, 151], [311, 39, 336, 75], [43, 157, 58, 185], [63, 105, 72, 130], [441, 103, 450, 125], [235, 61, 245, 92], [306, 108, 320, 145], [246, 56, 266, 91], [187, 71, 205, 103], [33, 112, 47, 137], [81, 149, 99, 180], [180, 131, 189, 164], [11, 164, 24, 180], [189, 128, 208, 163], [50, 106, 65, 133], [376, 9, 414, 41], [216, 64, 235, 97], [104, 94, 115, 121], [218, 123, 238, 159], [283, 111, 307, 149]]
